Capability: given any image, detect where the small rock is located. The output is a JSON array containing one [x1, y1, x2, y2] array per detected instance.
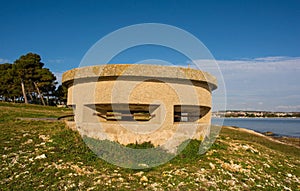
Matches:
[[134, 171, 144, 177], [263, 163, 270, 168], [178, 182, 185, 187], [35, 154, 46, 160], [228, 180, 235, 186], [287, 173, 292, 178], [209, 162, 215, 170], [263, 131, 274, 136], [118, 177, 124, 182], [140, 176, 148, 182], [150, 182, 159, 188], [24, 139, 33, 144]]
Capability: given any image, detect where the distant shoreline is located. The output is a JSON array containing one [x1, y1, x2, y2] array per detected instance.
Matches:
[[213, 116, 300, 119], [213, 111, 300, 118], [225, 125, 298, 138], [223, 126, 300, 148], [213, 117, 300, 138]]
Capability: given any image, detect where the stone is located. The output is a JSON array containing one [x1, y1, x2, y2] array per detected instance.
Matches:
[[140, 176, 148, 182], [134, 171, 144, 177], [209, 162, 215, 170], [35, 154, 46, 160]]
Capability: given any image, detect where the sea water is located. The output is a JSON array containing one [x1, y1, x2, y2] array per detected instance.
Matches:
[[212, 118, 300, 137]]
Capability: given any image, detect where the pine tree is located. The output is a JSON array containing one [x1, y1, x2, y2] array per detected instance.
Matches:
[[7, 53, 57, 104], [0, 63, 13, 101]]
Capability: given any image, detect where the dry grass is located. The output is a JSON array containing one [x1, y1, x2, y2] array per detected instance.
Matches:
[[0, 102, 299, 190]]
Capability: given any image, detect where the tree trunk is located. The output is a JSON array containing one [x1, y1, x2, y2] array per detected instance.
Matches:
[[28, 91, 33, 101], [21, 80, 28, 104], [34, 82, 46, 106], [47, 93, 49, 106]]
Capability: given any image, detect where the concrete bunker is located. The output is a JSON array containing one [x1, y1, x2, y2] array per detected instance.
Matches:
[[62, 64, 217, 150]]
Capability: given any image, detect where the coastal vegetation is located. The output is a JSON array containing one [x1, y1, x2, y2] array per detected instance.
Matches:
[[0, 102, 299, 190], [0, 53, 67, 105]]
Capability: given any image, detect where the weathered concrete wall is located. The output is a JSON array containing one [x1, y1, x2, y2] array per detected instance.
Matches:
[[62, 64, 217, 151]]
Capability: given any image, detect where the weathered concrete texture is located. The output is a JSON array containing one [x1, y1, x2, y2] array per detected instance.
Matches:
[[62, 64, 217, 151], [62, 64, 217, 90]]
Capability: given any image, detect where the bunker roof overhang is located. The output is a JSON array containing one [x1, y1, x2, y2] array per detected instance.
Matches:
[[62, 64, 218, 90]]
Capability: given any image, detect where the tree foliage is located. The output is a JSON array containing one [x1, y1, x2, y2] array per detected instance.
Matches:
[[55, 84, 68, 104], [0, 53, 60, 105], [0, 63, 17, 100]]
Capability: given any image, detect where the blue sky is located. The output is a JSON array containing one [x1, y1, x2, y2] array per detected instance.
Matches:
[[0, 0, 299, 111]]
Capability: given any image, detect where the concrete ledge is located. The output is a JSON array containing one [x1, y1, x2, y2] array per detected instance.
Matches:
[[62, 64, 217, 90]]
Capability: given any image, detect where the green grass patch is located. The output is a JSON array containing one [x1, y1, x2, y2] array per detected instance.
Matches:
[[0, 103, 299, 190]]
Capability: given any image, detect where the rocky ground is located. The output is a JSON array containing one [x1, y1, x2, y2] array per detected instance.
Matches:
[[0, 103, 299, 190]]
